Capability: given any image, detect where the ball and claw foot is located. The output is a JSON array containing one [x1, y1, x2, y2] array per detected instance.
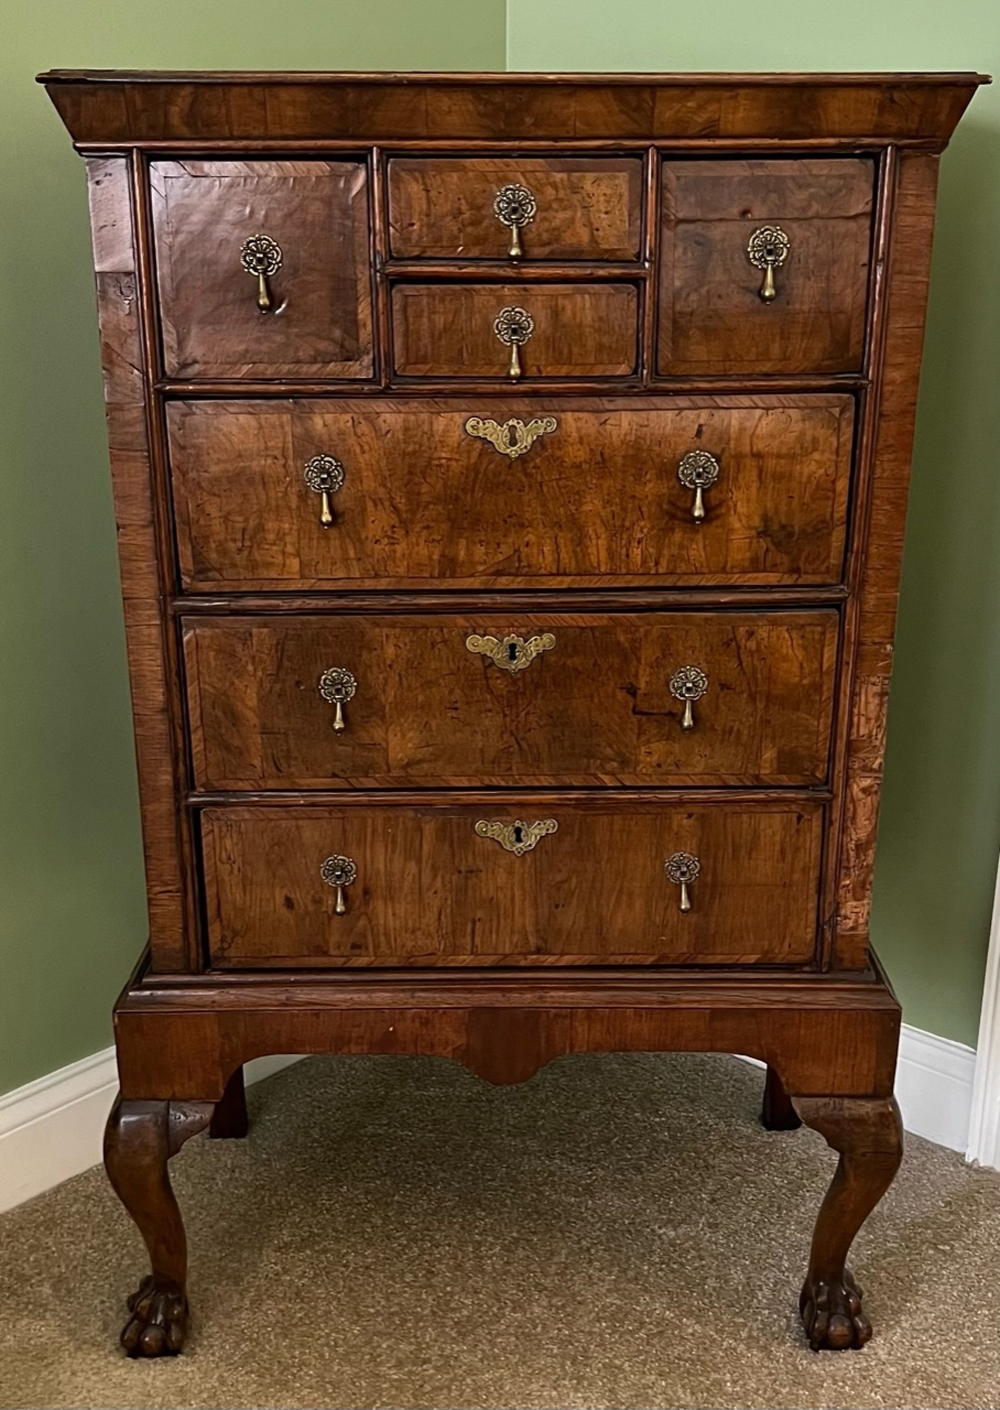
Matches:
[[121, 1274, 189, 1357], [800, 1269, 871, 1351]]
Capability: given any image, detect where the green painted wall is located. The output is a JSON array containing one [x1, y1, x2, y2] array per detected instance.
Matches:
[[508, 2, 1000, 1046], [0, 1, 506, 1097]]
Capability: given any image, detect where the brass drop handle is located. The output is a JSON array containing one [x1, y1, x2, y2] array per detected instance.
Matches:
[[240, 234, 282, 313], [664, 852, 700, 913], [303, 454, 345, 528], [493, 182, 537, 260], [320, 854, 357, 916], [318, 667, 357, 732], [677, 450, 720, 524], [475, 818, 558, 856], [747, 225, 790, 303], [669, 666, 708, 731], [466, 632, 555, 674], [494, 305, 535, 380]]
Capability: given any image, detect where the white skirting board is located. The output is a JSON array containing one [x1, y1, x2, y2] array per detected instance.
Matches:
[[0, 1025, 984, 1214], [0, 1051, 301, 1214]]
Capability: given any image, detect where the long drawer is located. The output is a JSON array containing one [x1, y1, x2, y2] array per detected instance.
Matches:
[[168, 396, 853, 591], [183, 610, 838, 790], [201, 800, 825, 968]]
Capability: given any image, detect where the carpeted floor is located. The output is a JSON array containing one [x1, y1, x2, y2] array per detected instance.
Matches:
[[0, 1053, 998, 1410]]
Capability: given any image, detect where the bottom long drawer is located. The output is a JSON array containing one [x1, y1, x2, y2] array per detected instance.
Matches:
[[201, 800, 824, 968]]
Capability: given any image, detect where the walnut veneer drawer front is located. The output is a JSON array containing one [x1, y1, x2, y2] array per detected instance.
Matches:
[[202, 802, 824, 968], [391, 284, 638, 378], [183, 610, 838, 790], [168, 396, 852, 590], [388, 157, 644, 260], [151, 160, 373, 379], [659, 158, 874, 375]]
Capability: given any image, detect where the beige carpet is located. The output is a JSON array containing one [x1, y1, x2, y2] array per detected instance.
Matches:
[[0, 1053, 998, 1410]]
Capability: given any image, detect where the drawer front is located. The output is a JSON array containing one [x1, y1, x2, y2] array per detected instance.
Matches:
[[202, 801, 824, 968], [151, 160, 373, 379], [391, 283, 638, 378], [388, 157, 643, 260], [184, 611, 838, 790], [659, 158, 874, 375], [168, 396, 853, 590]]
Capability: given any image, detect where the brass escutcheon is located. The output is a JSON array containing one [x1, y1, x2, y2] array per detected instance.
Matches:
[[493, 182, 537, 259], [475, 818, 558, 856], [464, 416, 557, 460], [747, 225, 790, 303], [240, 233, 282, 313], [664, 852, 700, 913], [466, 632, 555, 674], [320, 854, 357, 915]]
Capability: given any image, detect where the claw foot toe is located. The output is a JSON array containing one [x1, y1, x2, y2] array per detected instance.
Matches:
[[800, 1269, 871, 1350], [120, 1275, 188, 1357]]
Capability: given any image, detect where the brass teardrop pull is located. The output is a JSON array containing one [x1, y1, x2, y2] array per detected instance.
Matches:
[[303, 454, 345, 528], [320, 854, 357, 916], [747, 225, 790, 303], [493, 305, 535, 380], [240, 233, 283, 313], [669, 666, 709, 731], [318, 667, 357, 732], [664, 852, 700, 913], [493, 182, 537, 260], [676, 450, 720, 524]]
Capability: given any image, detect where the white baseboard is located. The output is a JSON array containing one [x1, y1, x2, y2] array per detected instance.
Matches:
[[0, 1051, 301, 1213], [741, 1023, 978, 1157], [894, 1024, 977, 1154], [0, 1022, 986, 1214]]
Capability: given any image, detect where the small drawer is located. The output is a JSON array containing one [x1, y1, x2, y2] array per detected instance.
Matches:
[[387, 157, 644, 261], [151, 159, 373, 379], [167, 395, 854, 591], [390, 283, 638, 379], [202, 800, 824, 968], [184, 610, 838, 791], [658, 157, 875, 375]]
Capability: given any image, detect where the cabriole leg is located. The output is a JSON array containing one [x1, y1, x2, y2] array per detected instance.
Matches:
[[103, 1095, 214, 1356], [791, 1095, 903, 1351]]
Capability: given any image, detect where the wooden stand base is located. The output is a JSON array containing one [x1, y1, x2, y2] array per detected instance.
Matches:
[[105, 956, 902, 1356]]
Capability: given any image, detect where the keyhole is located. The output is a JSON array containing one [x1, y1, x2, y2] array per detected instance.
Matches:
[[507, 642, 519, 663], [513, 825, 524, 844]]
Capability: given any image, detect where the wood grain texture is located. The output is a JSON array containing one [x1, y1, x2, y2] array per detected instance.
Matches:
[[391, 282, 639, 378], [85, 156, 189, 971], [200, 800, 824, 968], [659, 158, 874, 376], [833, 152, 942, 966], [166, 396, 854, 590], [39, 72, 987, 146], [388, 157, 643, 260], [112, 959, 901, 1098], [151, 160, 373, 379], [182, 609, 839, 789]]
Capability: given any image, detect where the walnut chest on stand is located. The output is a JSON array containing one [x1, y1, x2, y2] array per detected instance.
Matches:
[[40, 68, 986, 1356]]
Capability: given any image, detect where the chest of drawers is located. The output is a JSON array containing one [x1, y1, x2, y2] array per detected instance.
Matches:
[[42, 67, 985, 1359]]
